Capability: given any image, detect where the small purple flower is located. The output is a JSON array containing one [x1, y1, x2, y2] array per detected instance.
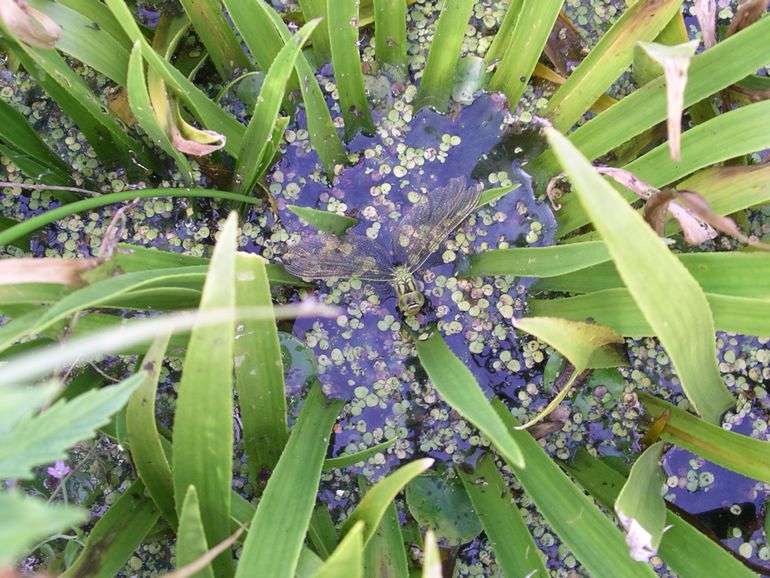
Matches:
[[46, 460, 70, 479]]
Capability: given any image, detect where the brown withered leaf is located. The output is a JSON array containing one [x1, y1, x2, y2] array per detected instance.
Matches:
[[548, 166, 718, 243], [0, 257, 100, 287], [0, 0, 61, 49], [726, 0, 770, 37], [675, 189, 770, 250], [643, 189, 676, 236], [527, 420, 566, 440], [107, 88, 137, 126]]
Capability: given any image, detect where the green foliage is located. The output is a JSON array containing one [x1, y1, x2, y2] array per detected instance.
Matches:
[[0, 492, 87, 568], [2, 2, 770, 576], [0, 375, 143, 479]]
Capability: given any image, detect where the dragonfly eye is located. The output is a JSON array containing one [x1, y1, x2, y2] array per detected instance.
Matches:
[[398, 291, 425, 316]]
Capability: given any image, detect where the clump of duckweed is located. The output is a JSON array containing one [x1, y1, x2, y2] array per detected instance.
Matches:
[[271, 92, 556, 480]]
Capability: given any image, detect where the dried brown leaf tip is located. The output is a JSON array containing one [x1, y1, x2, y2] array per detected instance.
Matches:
[[0, 0, 61, 49], [674, 189, 770, 250], [0, 257, 100, 287], [637, 41, 699, 162]]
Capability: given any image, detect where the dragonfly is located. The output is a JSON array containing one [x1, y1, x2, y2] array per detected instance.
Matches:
[[283, 177, 482, 315]]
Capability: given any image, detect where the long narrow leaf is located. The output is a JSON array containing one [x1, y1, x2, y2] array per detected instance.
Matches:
[[234, 254, 288, 484], [531, 15, 770, 178], [299, 0, 331, 62], [545, 126, 732, 423], [457, 454, 548, 578], [0, 189, 261, 248], [127, 41, 194, 184], [557, 99, 770, 236], [172, 213, 239, 578], [415, 332, 525, 468], [226, 0, 347, 175], [373, 0, 407, 69], [328, 0, 375, 139], [639, 392, 770, 484], [414, 0, 474, 112], [177, 486, 215, 578], [544, 0, 684, 130], [234, 384, 344, 578], [487, 0, 563, 107], [535, 251, 770, 298], [340, 459, 433, 543], [465, 241, 610, 278], [126, 333, 176, 526], [530, 288, 770, 337], [29, 0, 130, 83], [176, 0, 250, 78], [0, 22, 150, 173], [234, 19, 320, 195], [103, 0, 245, 155], [61, 480, 160, 578], [491, 400, 657, 578]]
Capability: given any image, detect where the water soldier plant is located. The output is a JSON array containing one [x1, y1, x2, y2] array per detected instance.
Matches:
[[1, 0, 770, 576]]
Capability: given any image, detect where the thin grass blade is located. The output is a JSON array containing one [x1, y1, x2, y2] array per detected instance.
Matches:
[[415, 332, 525, 468], [176, 0, 250, 78], [234, 253, 288, 484], [126, 333, 176, 527], [373, 0, 407, 69], [233, 19, 320, 195], [61, 480, 160, 578]]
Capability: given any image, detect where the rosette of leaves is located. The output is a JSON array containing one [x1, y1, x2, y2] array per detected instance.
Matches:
[[1, 1, 770, 577]]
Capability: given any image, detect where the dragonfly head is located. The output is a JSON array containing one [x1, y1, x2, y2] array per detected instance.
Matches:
[[398, 290, 425, 316]]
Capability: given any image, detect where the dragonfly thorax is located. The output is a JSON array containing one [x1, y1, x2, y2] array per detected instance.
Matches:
[[392, 266, 425, 316]]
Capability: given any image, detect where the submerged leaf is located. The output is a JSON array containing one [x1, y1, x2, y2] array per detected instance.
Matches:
[[406, 472, 483, 547]]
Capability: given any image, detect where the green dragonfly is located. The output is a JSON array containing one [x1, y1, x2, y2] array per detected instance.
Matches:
[[283, 177, 482, 315]]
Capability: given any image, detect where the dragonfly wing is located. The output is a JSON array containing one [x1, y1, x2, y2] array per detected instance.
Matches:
[[394, 177, 482, 271], [283, 231, 395, 282]]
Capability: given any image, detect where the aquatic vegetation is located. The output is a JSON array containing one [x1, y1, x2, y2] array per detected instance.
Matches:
[[1, 0, 770, 577]]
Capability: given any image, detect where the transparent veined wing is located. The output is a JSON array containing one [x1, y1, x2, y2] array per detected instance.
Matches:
[[283, 231, 396, 282], [393, 177, 482, 272]]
